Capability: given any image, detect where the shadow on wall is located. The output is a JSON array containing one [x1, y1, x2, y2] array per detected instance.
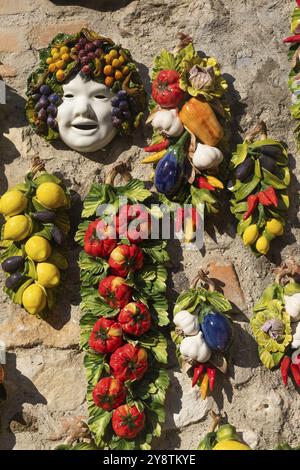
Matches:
[[50, 0, 133, 12], [0, 86, 27, 193], [0, 352, 47, 450]]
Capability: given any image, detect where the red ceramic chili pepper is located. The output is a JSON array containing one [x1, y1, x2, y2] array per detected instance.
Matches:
[[263, 187, 278, 207], [257, 190, 273, 206], [280, 356, 291, 387], [283, 34, 300, 43], [192, 363, 205, 387], [144, 139, 170, 153], [297, 0, 300, 7], [206, 367, 216, 392], [291, 363, 300, 387], [243, 194, 259, 220], [197, 176, 216, 191]]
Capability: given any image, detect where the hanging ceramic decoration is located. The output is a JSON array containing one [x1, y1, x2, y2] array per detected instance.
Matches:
[[75, 163, 170, 450], [172, 268, 234, 401], [250, 259, 300, 389], [229, 121, 290, 256], [25, 29, 146, 153], [0, 158, 70, 317], [197, 411, 251, 451], [142, 33, 230, 245], [284, 0, 300, 146]]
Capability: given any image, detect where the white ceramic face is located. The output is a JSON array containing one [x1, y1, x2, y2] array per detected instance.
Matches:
[[56, 73, 117, 152]]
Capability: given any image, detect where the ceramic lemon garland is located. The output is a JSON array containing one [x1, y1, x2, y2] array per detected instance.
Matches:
[[172, 269, 234, 400], [143, 33, 230, 241], [0, 158, 70, 317], [229, 121, 290, 256], [251, 259, 300, 390], [75, 164, 170, 450], [284, 0, 300, 147]]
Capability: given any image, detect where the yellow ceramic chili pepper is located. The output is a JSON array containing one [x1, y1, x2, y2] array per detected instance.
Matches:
[[200, 373, 209, 400], [141, 150, 166, 164], [206, 176, 224, 189]]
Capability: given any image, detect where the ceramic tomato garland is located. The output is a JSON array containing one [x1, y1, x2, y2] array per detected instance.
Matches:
[[229, 121, 290, 256], [76, 165, 170, 449], [0, 158, 70, 317], [172, 269, 234, 400], [142, 34, 231, 245]]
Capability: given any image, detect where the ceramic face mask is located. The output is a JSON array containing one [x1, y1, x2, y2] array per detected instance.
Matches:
[[57, 74, 117, 152], [25, 29, 146, 152]]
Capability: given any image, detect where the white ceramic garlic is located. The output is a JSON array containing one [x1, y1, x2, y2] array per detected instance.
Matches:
[[192, 143, 223, 170], [180, 331, 211, 363], [173, 310, 200, 336], [57, 73, 117, 152], [284, 293, 300, 322], [292, 321, 300, 349], [151, 109, 183, 137]]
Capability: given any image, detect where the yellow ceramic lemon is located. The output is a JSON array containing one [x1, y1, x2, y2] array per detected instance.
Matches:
[[25, 236, 52, 262], [36, 182, 66, 209], [256, 235, 270, 254], [242, 224, 259, 246], [0, 190, 28, 216], [37, 262, 60, 288], [3, 215, 32, 241], [213, 440, 251, 450], [266, 219, 284, 237], [22, 283, 47, 315]]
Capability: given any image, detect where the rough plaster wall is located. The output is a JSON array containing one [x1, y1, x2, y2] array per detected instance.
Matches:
[[0, 0, 299, 450]]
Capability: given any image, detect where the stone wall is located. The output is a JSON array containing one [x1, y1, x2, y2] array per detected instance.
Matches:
[[0, 0, 299, 450]]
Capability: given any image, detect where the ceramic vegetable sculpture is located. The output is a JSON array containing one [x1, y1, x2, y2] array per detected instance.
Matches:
[[197, 411, 251, 451], [229, 121, 290, 256], [75, 163, 170, 450], [251, 259, 300, 389], [143, 33, 230, 241], [26, 28, 146, 153], [284, 0, 300, 146], [0, 158, 70, 317], [172, 269, 234, 400]]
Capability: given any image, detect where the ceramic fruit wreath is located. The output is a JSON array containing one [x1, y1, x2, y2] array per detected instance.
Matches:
[[75, 163, 170, 450], [0, 158, 70, 317], [250, 259, 300, 389], [171, 269, 234, 400], [197, 411, 251, 451], [229, 121, 290, 256], [142, 33, 230, 240], [284, 0, 300, 146], [25, 28, 146, 153]]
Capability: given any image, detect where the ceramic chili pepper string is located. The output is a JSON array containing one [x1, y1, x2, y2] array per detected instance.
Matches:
[[229, 120, 290, 256], [172, 268, 235, 401], [250, 258, 300, 389], [142, 33, 231, 247], [0, 157, 71, 317], [75, 163, 170, 450], [284, 0, 300, 147]]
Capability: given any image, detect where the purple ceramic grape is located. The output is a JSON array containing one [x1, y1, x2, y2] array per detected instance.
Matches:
[[122, 111, 131, 121], [81, 56, 89, 65], [38, 108, 47, 121], [47, 104, 57, 116], [112, 107, 122, 118], [47, 116, 57, 129], [48, 93, 60, 104], [40, 85, 51, 96], [112, 117, 122, 128], [79, 49, 86, 58], [39, 96, 49, 107], [117, 90, 127, 100], [111, 97, 120, 107], [35, 101, 44, 112], [95, 48, 102, 57], [85, 42, 94, 52], [79, 37, 87, 47], [119, 100, 129, 111], [93, 39, 102, 48], [87, 52, 95, 60]]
